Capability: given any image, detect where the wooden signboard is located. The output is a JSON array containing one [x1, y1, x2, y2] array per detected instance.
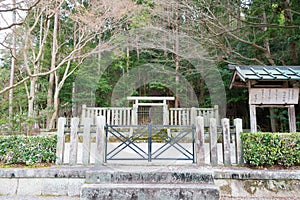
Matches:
[[249, 88, 299, 105]]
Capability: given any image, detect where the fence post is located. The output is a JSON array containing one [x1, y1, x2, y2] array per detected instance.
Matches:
[[82, 117, 92, 165], [195, 116, 205, 165], [234, 118, 243, 165], [191, 107, 196, 125], [56, 117, 66, 165], [95, 116, 106, 166], [81, 104, 87, 120], [163, 100, 169, 125], [210, 118, 218, 165], [214, 105, 219, 125], [222, 118, 231, 166], [69, 117, 80, 165], [132, 104, 138, 125]]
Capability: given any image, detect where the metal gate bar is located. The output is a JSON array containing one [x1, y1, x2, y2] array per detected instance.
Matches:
[[151, 126, 195, 162], [105, 125, 148, 161], [105, 124, 195, 163]]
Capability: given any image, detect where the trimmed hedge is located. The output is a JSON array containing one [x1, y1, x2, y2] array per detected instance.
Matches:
[[241, 132, 300, 167], [0, 135, 57, 166]]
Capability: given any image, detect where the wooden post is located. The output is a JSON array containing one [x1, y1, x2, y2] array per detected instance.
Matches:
[[56, 117, 66, 165], [249, 104, 257, 133], [82, 118, 92, 165], [288, 105, 296, 133], [234, 118, 243, 165], [81, 104, 86, 120], [132, 104, 138, 125], [209, 118, 218, 165], [195, 116, 205, 165], [191, 107, 196, 125], [95, 116, 106, 166], [69, 117, 79, 165], [163, 100, 169, 125], [269, 108, 277, 132], [222, 118, 231, 166], [214, 105, 219, 125]]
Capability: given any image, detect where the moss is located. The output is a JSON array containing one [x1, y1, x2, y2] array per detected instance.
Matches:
[[243, 180, 257, 195], [220, 184, 232, 195]]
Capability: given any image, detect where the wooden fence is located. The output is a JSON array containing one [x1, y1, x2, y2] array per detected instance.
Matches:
[[56, 116, 243, 166], [81, 105, 219, 126]]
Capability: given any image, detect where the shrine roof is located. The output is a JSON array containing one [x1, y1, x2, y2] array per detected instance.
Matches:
[[229, 65, 300, 88]]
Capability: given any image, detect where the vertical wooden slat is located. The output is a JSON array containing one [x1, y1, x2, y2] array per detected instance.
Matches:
[[210, 118, 218, 165], [222, 118, 231, 166], [81, 104, 86, 120], [179, 110, 182, 126], [170, 110, 173, 125], [187, 109, 190, 125], [56, 117, 66, 164], [122, 110, 125, 125], [196, 116, 205, 165], [95, 116, 106, 166], [82, 117, 91, 165], [175, 110, 178, 125], [107, 109, 111, 125], [69, 117, 79, 165], [234, 118, 243, 165], [249, 104, 257, 133], [191, 107, 196, 125], [127, 109, 131, 125]]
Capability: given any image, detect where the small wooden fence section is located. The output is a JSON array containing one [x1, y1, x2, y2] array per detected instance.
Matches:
[[81, 105, 219, 126], [56, 116, 243, 166]]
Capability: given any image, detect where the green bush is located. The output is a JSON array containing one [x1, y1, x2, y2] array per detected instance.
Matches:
[[0, 135, 57, 166], [241, 132, 300, 167]]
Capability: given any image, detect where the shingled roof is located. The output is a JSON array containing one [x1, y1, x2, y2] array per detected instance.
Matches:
[[229, 65, 300, 88]]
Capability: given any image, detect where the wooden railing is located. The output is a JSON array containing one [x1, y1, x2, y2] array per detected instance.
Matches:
[[81, 105, 219, 126], [169, 105, 219, 126], [81, 105, 134, 125]]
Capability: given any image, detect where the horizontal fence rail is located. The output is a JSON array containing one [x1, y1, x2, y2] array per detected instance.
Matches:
[[56, 116, 243, 166]]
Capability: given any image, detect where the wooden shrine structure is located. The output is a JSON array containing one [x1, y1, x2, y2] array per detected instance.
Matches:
[[229, 65, 300, 133]]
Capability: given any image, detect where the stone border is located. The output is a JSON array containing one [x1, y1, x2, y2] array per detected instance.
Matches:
[[0, 165, 299, 199]]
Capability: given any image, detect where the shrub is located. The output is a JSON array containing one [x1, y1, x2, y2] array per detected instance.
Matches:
[[241, 132, 300, 167], [0, 135, 57, 166]]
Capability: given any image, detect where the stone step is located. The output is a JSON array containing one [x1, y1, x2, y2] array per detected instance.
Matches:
[[85, 169, 214, 184], [80, 183, 220, 200]]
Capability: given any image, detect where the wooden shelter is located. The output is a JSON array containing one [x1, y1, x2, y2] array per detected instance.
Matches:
[[229, 65, 300, 133]]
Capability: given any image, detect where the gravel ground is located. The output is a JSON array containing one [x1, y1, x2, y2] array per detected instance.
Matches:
[[0, 196, 80, 200]]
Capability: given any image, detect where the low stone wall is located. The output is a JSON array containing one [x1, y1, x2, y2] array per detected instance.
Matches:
[[215, 168, 300, 199], [0, 166, 89, 197], [0, 166, 299, 199]]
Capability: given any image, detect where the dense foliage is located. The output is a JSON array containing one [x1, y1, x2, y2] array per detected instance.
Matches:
[[242, 132, 300, 167], [0, 135, 57, 166]]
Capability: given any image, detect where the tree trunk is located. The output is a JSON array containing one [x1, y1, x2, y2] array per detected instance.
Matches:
[[284, 0, 298, 64], [262, 11, 275, 65], [46, 8, 59, 129], [174, 2, 180, 108], [269, 108, 277, 132], [28, 76, 38, 117], [49, 90, 60, 129], [8, 0, 16, 120]]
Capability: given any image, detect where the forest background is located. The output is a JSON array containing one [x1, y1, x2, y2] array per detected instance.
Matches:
[[0, 0, 299, 134]]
